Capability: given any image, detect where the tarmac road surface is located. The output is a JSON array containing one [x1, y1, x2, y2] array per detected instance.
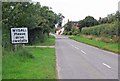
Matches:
[[55, 35, 118, 79]]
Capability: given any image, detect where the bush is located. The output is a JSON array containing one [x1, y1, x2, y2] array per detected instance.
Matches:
[[65, 32, 68, 35], [73, 31, 79, 35], [63, 32, 68, 35], [68, 31, 72, 35]]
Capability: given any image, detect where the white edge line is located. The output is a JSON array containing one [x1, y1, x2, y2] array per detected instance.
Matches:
[[81, 50, 86, 54], [102, 63, 111, 69]]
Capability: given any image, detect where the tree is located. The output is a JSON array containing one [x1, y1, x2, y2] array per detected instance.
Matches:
[[78, 16, 98, 32], [98, 12, 119, 24], [65, 20, 72, 32], [2, 2, 62, 50], [83, 16, 98, 27], [57, 13, 65, 27]]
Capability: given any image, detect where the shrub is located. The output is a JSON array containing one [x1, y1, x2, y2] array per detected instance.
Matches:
[[73, 31, 79, 35], [65, 32, 68, 35], [64, 32, 68, 35], [68, 31, 72, 35]]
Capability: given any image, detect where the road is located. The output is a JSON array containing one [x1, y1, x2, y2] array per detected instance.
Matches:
[[55, 35, 118, 79]]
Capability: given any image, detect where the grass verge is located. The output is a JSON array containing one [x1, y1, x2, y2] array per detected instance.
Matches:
[[69, 36, 119, 54], [2, 48, 56, 79]]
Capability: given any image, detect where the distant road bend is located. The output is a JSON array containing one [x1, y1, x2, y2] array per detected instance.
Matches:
[[55, 35, 118, 79]]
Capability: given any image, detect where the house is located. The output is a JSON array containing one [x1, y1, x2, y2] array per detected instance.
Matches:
[[55, 24, 64, 35], [70, 21, 79, 30], [63, 21, 79, 30]]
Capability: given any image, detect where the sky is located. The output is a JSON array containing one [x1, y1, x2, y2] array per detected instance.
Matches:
[[32, 0, 119, 25]]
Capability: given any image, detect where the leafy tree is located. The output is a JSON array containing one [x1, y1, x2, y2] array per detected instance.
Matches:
[[78, 16, 98, 32], [84, 16, 98, 27], [65, 20, 72, 32], [57, 13, 65, 27], [78, 20, 85, 32], [2, 2, 62, 50], [98, 11, 119, 24]]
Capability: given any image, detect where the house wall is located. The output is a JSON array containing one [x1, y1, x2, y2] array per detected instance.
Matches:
[[56, 28, 65, 35]]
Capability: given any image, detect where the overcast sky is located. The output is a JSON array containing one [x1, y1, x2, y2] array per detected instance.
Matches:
[[32, 0, 119, 24]]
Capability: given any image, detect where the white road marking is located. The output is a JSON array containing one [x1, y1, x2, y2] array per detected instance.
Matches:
[[71, 45, 74, 47], [81, 50, 86, 54], [71, 44, 79, 50], [75, 47, 79, 50], [102, 63, 111, 69]]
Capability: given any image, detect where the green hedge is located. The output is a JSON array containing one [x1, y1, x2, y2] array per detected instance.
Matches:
[[81, 22, 119, 37]]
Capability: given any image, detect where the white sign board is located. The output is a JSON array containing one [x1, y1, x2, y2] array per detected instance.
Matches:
[[11, 28, 28, 44]]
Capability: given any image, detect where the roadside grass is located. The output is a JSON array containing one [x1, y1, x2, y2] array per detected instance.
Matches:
[[29, 35, 55, 46], [2, 47, 57, 79], [69, 36, 119, 54]]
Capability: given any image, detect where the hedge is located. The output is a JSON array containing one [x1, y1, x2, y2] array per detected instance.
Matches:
[[81, 22, 119, 37]]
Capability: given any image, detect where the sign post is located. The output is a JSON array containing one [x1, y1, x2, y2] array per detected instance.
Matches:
[[11, 27, 28, 51]]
